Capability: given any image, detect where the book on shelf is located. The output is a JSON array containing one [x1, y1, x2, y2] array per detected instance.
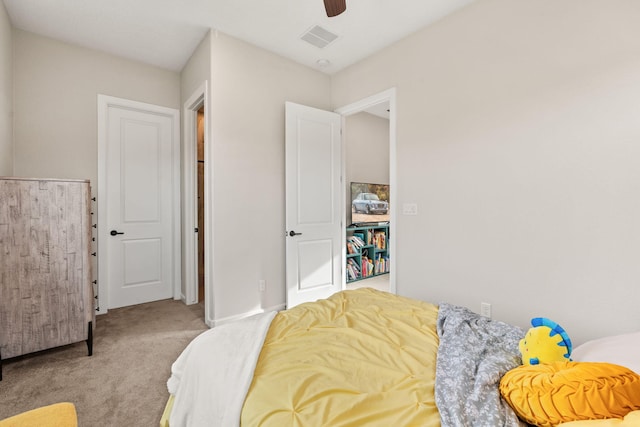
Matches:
[[375, 254, 390, 274], [347, 235, 366, 250], [362, 256, 367, 278], [347, 257, 361, 281], [362, 256, 374, 277], [373, 231, 386, 249]]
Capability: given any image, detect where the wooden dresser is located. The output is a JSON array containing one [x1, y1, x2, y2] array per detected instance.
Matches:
[[0, 177, 95, 380]]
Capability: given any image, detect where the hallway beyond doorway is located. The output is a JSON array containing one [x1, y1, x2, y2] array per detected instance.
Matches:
[[346, 274, 389, 293]]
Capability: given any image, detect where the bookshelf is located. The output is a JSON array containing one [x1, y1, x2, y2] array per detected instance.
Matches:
[[346, 224, 390, 283]]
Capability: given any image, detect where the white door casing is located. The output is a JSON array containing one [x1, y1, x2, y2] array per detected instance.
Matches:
[[97, 95, 181, 312], [336, 87, 397, 295], [183, 82, 207, 307], [182, 81, 216, 327], [285, 102, 343, 308]]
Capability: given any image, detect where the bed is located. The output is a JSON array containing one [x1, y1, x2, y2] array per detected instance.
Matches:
[[161, 288, 640, 427]]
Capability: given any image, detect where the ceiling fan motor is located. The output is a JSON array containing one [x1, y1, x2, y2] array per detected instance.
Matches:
[[323, 0, 346, 17]]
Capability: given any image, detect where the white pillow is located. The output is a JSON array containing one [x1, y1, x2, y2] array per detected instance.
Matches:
[[571, 332, 640, 374]]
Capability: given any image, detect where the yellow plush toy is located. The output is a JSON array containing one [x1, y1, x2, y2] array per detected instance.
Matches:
[[519, 317, 572, 365]]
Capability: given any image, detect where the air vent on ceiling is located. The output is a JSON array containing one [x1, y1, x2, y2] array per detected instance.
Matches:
[[300, 25, 339, 49]]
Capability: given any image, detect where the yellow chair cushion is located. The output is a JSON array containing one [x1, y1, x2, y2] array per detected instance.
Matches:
[[0, 402, 78, 427], [500, 362, 640, 427], [558, 410, 640, 426]]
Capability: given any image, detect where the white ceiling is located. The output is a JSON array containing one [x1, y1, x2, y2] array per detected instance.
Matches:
[[2, 0, 473, 74]]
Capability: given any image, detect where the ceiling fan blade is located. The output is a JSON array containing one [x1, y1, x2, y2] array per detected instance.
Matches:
[[323, 0, 346, 17]]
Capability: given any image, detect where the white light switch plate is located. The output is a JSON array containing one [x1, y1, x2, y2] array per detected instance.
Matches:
[[402, 203, 418, 215]]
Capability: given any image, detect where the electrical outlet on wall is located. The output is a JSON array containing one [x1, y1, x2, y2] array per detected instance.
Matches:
[[259, 279, 266, 292], [481, 302, 491, 318]]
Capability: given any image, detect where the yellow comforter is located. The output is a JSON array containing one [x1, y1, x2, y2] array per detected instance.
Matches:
[[240, 288, 441, 427]]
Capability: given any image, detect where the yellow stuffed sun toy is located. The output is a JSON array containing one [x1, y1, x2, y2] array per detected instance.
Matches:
[[519, 317, 572, 365]]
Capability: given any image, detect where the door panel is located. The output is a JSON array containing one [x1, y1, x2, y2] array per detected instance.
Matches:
[[122, 238, 161, 285], [297, 239, 334, 290], [121, 120, 161, 222], [297, 119, 334, 224], [285, 102, 342, 308], [104, 103, 176, 309]]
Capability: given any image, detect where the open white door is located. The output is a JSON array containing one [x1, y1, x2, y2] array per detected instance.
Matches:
[[285, 102, 342, 308]]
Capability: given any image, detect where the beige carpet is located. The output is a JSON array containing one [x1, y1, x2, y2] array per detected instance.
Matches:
[[0, 299, 208, 426], [346, 273, 390, 293]]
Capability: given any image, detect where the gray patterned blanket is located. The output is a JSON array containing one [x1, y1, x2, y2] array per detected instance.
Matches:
[[435, 303, 528, 427]]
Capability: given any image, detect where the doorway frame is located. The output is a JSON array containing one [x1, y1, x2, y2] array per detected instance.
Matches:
[[335, 88, 397, 294], [96, 94, 182, 314], [182, 81, 215, 326]]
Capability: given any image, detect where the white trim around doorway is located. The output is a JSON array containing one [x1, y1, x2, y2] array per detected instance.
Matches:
[[335, 88, 397, 295], [96, 94, 182, 314], [182, 81, 215, 327]]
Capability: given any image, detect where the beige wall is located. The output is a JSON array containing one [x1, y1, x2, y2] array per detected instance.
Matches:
[[332, 0, 640, 344], [12, 30, 181, 314], [180, 32, 211, 106], [13, 30, 180, 187], [0, 2, 12, 175], [208, 31, 331, 322], [345, 112, 389, 225], [10, 0, 640, 343], [11, 27, 330, 325]]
